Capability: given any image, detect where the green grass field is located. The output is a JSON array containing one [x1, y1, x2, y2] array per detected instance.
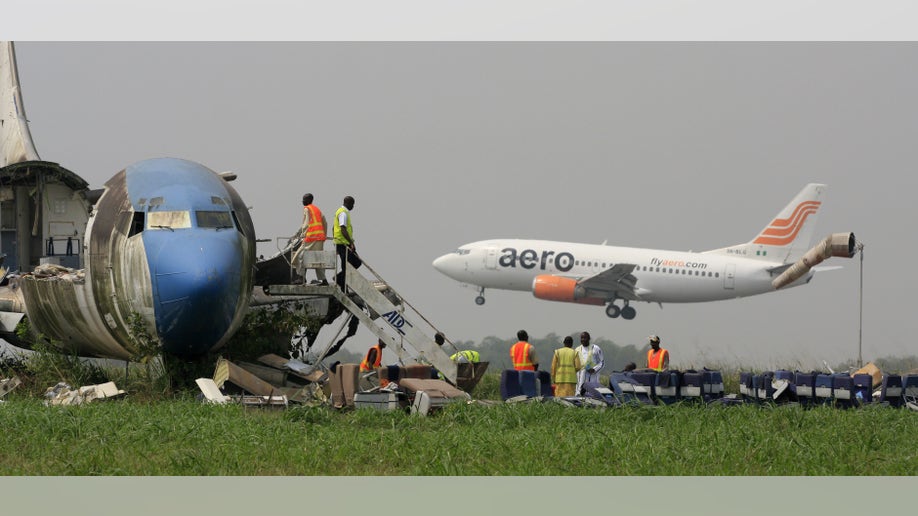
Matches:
[[1, 394, 915, 475]]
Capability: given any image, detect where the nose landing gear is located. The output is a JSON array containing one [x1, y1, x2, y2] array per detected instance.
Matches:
[[475, 286, 486, 306]]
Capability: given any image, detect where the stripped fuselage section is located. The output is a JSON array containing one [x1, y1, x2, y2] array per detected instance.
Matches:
[[19, 158, 255, 358]]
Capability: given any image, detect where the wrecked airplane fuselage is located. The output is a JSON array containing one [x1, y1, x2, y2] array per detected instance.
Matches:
[[13, 158, 256, 358]]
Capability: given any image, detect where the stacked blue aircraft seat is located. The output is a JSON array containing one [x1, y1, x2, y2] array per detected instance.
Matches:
[[795, 371, 817, 407], [739, 372, 755, 402], [851, 373, 873, 405], [518, 370, 539, 398], [500, 369, 523, 401], [630, 371, 658, 405], [702, 369, 725, 401], [749, 374, 759, 402], [610, 372, 639, 405], [773, 369, 796, 403], [814, 373, 834, 406], [536, 370, 553, 398], [582, 381, 620, 406], [606, 375, 625, 398], [878, 374, 903, 408], [680, 370, 704, 402], [655, 370, 680, 405], [612, 371, 655, 405], [831, 373, 855, 408], [752, 373, 764, 402], [756, 372, 777, 403], [903, 374, 918, 409]]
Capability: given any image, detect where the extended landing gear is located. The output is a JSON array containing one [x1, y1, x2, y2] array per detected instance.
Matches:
[[606, 300, 636, 320], [475, 287, 486, 306]]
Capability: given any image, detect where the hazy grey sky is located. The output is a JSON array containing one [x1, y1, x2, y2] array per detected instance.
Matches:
[[11, 42, 918, 368]]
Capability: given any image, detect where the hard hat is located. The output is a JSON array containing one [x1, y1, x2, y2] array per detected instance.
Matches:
[[649, 335, 660, 344]]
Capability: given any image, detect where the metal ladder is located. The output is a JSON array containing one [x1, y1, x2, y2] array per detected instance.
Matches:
[[268, 249, 459, 384]]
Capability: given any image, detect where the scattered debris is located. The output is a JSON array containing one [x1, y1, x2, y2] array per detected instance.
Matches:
[[1, 376, 21, 399], [237, 361, 288, 386], [196, 374, 289, 408], [234, 394, 288, 408], [213, 357, 282, 398], [195, 378, 231, 404], [202, 357, 329, 407], [257, 353, 327, 383], [44, 381, 125, 406], [398, 378, 472, 416], [354, 390, 407, 411]]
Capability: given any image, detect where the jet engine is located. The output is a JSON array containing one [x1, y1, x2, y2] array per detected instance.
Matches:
[[772, 232, 856, 289], [532, 275, 605, 305]]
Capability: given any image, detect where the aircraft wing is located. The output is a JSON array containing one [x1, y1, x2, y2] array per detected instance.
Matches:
[[578, 263, 642, 301]]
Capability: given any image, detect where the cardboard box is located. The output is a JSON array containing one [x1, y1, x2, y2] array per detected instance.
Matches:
[[854, 362, 883, 388], [328, 363, 359, 408]]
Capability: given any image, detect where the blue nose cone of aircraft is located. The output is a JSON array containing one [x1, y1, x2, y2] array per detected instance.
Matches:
[[148, 229, 244, 355]]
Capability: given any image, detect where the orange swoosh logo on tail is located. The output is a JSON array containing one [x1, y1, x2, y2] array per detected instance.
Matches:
[[753, 201, 820, 246]]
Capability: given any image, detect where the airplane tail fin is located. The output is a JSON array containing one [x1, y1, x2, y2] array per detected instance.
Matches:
[[704, 183, 828, 264], [1, 41, 41, 167]]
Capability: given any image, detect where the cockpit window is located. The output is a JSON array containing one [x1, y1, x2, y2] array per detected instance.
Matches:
[[196, 210, 234, 229], [147, 210, 192, 230], [457, 249, 470, 255]]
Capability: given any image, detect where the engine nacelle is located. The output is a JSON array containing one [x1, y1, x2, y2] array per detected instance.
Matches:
[[532, 275, 605, 305], [772, 232, 857, 289]]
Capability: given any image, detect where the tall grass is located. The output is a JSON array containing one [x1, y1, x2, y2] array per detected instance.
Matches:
[[1, 397, 914, 475], [3, 358, 915, 476]]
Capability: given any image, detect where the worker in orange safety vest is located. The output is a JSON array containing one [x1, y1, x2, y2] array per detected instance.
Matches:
[[360, 338, 386, 373], [293, 193, 328, 285], [646, 335, 670, 372], [510, 329, 538, 371]]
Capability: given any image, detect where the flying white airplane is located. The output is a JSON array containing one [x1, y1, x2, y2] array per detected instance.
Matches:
[[433, 184, 856, 320]]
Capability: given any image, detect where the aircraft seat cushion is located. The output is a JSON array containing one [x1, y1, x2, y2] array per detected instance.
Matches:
[[398, 378, 468, 399], [536, 370, 553, 398], [519, 370, 539, 397], [500, 369, 523, 400]]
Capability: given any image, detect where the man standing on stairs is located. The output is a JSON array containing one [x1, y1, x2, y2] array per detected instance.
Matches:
[[293, 193, 328, 285], [334, 195, 362, 289]]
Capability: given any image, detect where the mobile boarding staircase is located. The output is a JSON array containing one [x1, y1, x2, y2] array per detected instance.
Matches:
[[262, 248, 461, 386]]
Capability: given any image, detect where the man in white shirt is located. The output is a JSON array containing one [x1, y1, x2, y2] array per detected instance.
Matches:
[[575, 331, 604, 396]]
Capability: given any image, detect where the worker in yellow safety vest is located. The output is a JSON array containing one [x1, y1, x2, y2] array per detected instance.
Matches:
[[433, 329, 481, 364], [646, 335, 670, 371], [333, 196, 361, 288], [451, 350, 481, 363], [551, 336, 582, 397], [510, 329, 538, 371], [360, 338, 386, 373], [293, 193, 327, 285]]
